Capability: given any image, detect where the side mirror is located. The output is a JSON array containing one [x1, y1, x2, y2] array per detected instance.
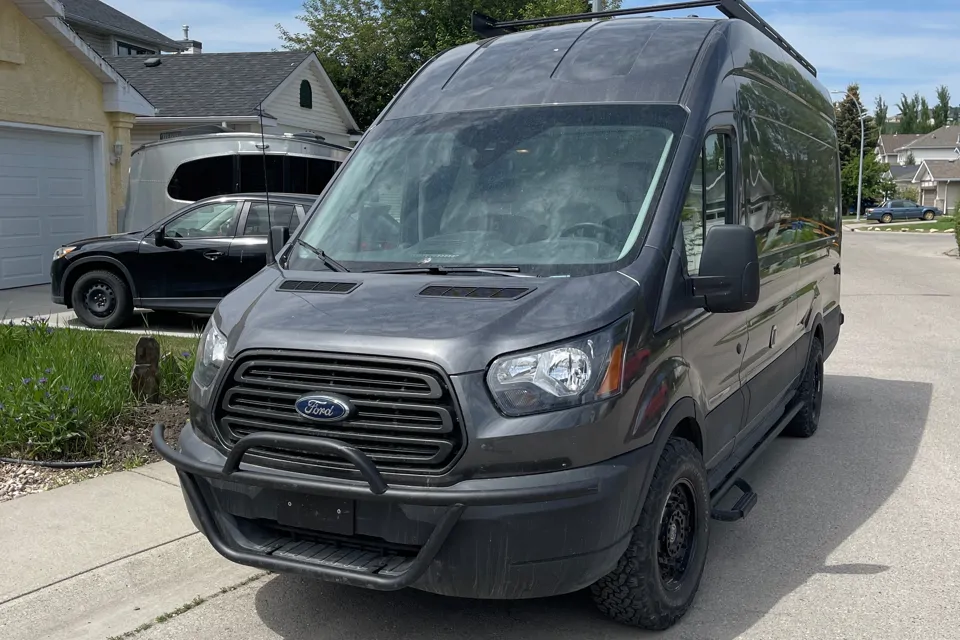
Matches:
[[267, 225, 290, 265], [153, 227, 165, 246], [691, 224, 760, 313]]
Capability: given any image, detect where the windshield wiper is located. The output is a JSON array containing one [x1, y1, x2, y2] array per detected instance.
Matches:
[[294, 238, 349, 273], [364, 266, 536, 278]]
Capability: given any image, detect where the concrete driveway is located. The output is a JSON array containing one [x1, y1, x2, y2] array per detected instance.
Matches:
[[0, 284, 207, 337], [8, 232, 960, 639]]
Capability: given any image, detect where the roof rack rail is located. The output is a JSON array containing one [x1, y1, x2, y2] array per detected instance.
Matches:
[[471, 0, 816, 77]]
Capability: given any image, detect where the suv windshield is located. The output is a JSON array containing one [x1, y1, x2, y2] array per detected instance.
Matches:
[[291, 105, 685, 276]]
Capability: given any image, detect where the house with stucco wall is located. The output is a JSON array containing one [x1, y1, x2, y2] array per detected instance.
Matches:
[[0, 0, 155, 291]]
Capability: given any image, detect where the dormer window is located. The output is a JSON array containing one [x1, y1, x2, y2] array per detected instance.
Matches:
[[118, 41, 154, 56], [300, 80, 313, 109]]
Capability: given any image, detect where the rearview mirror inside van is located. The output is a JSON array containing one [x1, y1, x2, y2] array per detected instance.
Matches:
[[692, 224, 760, 313]]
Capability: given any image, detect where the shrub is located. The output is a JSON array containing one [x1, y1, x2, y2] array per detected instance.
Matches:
[[955, 201, 960, 253], [0, 318, 196, 460]]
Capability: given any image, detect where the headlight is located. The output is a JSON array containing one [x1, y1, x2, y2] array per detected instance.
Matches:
[[193, 317, 228, 387], [53, 246, 76, 260], [486, 314, 631, 416]]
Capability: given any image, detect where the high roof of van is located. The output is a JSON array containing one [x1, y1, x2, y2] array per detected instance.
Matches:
[[380, 16, 833, 122]]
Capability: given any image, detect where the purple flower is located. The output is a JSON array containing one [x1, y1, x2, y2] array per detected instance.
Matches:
[[44, 368, 53, 374], [0, 402, 4, 411], [46, 327, 54, 335], [181, 351, 192, 358], [22, 378, 31, 385], [38, 377, 47, 385], [61, 385, 71, 392], [44, 392, 51, 399], [71, 407, 79, 415], [92, 374, 104, 382]]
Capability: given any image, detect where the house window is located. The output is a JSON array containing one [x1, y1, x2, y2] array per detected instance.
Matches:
[[300, 80, 313, 109], [117, 41, 154, 56]]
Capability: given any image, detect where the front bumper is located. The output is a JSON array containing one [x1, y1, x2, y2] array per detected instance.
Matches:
[[153, 422, 652, 599]]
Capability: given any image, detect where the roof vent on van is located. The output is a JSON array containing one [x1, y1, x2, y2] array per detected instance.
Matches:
[[144, 57, 162, 67], [277, 280, 359, 294], [419, 285, 534, 300]]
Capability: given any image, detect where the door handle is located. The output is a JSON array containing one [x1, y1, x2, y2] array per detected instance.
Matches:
[[204, 250, 224, 260]]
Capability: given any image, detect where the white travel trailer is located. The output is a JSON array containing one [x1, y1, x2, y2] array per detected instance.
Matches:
[[120, 130, 351, 232]]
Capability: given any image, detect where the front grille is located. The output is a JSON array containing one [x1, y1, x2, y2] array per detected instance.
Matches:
[[214, 351, 465, 476]]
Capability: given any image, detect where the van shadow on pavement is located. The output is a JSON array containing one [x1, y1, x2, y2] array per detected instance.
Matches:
[[251, 374, 930, 639]]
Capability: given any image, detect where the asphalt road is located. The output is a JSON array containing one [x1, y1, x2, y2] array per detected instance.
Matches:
[[135, 231, 960, 640]]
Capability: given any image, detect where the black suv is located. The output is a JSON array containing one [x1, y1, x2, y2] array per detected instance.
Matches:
[[50, 193, 316, 329], [152, 2, 843, 632]]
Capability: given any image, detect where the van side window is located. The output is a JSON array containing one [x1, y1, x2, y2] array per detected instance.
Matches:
[[682, 133, 729, 275], [168, 156, 235, 201]]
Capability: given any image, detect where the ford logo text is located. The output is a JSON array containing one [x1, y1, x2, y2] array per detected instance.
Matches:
[[294, 394, 352, 422]]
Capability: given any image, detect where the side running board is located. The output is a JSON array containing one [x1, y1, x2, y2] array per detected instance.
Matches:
[[710, 478, 757, 521]]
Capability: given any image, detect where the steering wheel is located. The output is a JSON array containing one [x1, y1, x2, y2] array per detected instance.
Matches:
[[559, 222, 617, 244]]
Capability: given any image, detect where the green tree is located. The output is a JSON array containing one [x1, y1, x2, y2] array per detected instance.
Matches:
[[277, 0, 617, 129], [841, 153, 893, 209], [934, 85, 951, 129], [835, 83, 878, 168], [919, 95, 932, 133], [874, 95, 888, 134], [905, 150, 916, 165], [896, 93, 919, 134], [897, 184, 920, 202]]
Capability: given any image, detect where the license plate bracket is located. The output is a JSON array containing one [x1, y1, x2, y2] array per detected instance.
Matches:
[[275, 493, 355, 536]]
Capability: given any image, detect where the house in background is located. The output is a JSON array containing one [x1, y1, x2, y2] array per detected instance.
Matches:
[[60, 0, 184, 56], [913, 159, 960, 212], [884, 164, 919, 192], [0, 0, 154, 290], [875, 133, 922, 165], [106, 49, 360, 150], [889, 125, 960, 165]]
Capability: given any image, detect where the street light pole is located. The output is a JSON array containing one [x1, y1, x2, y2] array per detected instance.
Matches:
[[856, 112, 865, 222]]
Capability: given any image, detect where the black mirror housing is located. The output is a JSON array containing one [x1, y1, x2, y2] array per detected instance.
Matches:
[[153, 228, 165, 246], [268, 225, 290, 265], [691, 224, 760, 313]]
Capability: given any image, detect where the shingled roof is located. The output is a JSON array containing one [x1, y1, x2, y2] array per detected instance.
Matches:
[[887, 164, 919, 182], [894, 126, 960, 152], [60, 0, 183, 51], [920, 159, 960, 181], [878, 133, 922, 155], [105, 51, 312, 118]]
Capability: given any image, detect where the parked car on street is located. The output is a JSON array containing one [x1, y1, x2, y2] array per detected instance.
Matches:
[[865, 199, 942, 223], [51, 193, 316, 329], [152, 0, 843, 632]]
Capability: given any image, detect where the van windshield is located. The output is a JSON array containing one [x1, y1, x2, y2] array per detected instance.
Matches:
[[291, 105, 685, 276]]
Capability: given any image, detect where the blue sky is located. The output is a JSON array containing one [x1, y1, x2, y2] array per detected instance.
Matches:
[[108, 0, 960, 114]]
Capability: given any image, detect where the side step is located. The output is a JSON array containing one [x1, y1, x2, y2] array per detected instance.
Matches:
[[710, 478, 757, 522]]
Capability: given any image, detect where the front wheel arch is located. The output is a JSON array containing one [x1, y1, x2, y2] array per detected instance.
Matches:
[[62, 257, 137, 308]]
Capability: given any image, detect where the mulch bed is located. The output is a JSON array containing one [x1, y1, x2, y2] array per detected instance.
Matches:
[[0, 400, 190, 503]]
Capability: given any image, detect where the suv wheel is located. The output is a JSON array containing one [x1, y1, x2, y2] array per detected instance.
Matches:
[[782, 336, 824, 438], [71, 270, 133, 330], [880, 213, 893, 224], [590, 438, 709, 630]]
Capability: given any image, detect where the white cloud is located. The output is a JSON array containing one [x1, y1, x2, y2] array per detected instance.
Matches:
[[107, 0, 302, 52]]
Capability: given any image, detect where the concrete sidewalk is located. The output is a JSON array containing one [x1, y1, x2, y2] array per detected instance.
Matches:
[[0, 462, 260, 640]]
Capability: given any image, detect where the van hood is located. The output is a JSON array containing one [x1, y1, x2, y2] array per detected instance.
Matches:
[[215, 266, 645, 375]]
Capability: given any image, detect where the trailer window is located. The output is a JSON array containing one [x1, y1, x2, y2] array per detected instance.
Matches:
[[168, 156, 234, 201]]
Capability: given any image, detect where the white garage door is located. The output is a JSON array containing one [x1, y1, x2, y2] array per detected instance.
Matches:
[[0, 127, 99, 290]]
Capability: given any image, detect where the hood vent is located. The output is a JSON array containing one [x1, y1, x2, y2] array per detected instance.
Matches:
[[278, 280, 359, 294], [419, 285, 533, 300]]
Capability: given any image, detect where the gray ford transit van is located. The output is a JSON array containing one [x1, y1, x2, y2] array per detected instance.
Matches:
[[154, 0, 843, 630]]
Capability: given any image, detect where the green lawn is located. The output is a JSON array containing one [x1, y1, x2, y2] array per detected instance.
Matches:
[[867, 216, 956, 232], [0, 319, 197, 460]]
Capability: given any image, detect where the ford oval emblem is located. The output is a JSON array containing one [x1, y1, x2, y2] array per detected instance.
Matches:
[[294, 393, 352, 422]]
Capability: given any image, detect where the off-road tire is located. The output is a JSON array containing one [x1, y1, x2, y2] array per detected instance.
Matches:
[[590, 438, 710, 631], [70, 270, 133, 330], [782, 336, 824, 438], [923, 210, 935, 221]]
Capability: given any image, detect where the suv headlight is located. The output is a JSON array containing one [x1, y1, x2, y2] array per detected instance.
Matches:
[[486, 314, 631, 416], [193, 317, 227, 387], [53, 246, 76, 260]]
